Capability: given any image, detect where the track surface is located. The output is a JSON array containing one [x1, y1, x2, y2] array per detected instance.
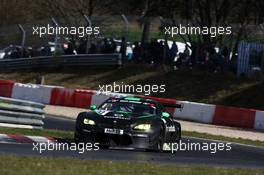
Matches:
[[0, 115, 264, 168]]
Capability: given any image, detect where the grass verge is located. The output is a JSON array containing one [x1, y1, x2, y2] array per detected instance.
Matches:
[[0, 155, 263, 175], [0, 127, 263, 147], [183, 131, 264, 147], [0, 127, 73, 138]]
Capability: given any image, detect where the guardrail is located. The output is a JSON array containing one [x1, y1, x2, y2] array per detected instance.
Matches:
[[0, 96, 45, 129], [0, 54, 121, 70]]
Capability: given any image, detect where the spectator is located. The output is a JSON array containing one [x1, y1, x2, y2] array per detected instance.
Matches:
[[190, 42, 197, 68], [102, 38, 110, 53], [110, 38, 117, 53], [65, 42, 74, 55], [77, 39, 87, 54], [170, 41, 178, 59], [164, 40, 171, 65], [120, 37, 127, 64], [156, 40, 163, 65], [89, 43, 97, 54], [184, 45, 190, 60], [10, 47, 20, 59], [132, 41, 141, 63], [221, 46, 230, 72], [44, 45, 51, 56], [175, 53, 183, 69]]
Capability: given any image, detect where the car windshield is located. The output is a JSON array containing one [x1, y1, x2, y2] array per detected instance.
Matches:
[[99, 102, 156, 115]]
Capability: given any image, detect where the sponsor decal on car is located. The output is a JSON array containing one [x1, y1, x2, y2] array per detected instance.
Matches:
[[104, 128, 124, 135]]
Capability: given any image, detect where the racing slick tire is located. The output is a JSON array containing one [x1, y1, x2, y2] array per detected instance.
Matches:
[[175, 122, 181, 143], [146, 129, 164, 152], [74, 129, 84, 144]]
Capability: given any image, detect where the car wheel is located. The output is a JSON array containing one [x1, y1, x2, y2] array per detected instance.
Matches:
[[156, 131, 164, 152], [175, 123, 181, 142], [146, 129, 164, 152], [74, 129, 84, 143]]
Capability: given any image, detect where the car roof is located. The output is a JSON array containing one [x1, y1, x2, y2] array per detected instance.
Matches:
[[117, 96, 158, 104], [104, 97, 164, 111]]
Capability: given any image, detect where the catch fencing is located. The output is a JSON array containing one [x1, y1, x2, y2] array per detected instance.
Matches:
[[237, 41, 264, 76]]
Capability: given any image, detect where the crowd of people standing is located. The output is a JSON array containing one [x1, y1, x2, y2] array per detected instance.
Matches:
[[2, 36, 236, 73]]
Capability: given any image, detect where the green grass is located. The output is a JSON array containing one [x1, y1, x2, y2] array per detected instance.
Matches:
[[183, 131, 264, 147], [0, 155, 263, 175], [0, 127, 73, 138], [0, 127, 263, 147]]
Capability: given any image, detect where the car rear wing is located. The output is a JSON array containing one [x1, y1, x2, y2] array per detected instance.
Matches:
[[162, 103, 184, 111]]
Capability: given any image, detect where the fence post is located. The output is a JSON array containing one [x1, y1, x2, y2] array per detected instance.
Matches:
[[18, 24, 26, 58], [51, 17, 59, 55], [84, 15, 92, 54], [121, 14, 129, 40], [159, 16, 168, 65]]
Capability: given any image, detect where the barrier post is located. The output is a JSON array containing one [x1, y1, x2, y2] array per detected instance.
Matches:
[[18, 24, 26, 58], [51, 17, 59, 55]]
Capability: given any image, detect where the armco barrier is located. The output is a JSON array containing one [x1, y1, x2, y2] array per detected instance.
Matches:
[[0, 80, 15, 97], [0, 54, 121, 70], [0, 79, 264, 131], [173, 101, 215, 124], [11, 83, 56, 104], [50, 88, 94, 108], [0, 96, 45, 129], [213, 105, 256, 128], [255, 111, 264, 130], [73, 89, 94, 108], [50, 88, 75, 106]]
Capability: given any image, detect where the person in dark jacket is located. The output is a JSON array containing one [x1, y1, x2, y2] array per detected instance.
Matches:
[[120, 37, 127, 64], [170, 41, 178, 59], [110, 38, 117, 53], [132, 41, 141, 63]]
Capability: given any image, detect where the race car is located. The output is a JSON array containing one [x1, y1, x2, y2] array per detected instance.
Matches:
[[74, 97, 182, 151]]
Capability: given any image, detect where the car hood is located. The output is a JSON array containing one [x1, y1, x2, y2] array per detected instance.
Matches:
[[88, 110, 157, 125]]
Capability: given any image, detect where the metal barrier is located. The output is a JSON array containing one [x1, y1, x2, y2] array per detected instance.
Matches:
[[0, 96, 45, 129], [237, 41, 264, 77], [0, 54, 121, 70]]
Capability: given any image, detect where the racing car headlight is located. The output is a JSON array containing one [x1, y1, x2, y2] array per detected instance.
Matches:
[[134, 124, 151, 130], [83, 119, 95, 125]]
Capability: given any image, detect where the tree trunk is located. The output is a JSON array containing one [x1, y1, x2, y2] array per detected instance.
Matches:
[[141, 18, 151, 45]]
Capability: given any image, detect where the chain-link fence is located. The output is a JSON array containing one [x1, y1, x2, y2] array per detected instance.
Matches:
[[0, 15, 163, 49]]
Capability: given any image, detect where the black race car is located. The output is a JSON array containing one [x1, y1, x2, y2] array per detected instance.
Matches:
[[74, 97, 182, 151]]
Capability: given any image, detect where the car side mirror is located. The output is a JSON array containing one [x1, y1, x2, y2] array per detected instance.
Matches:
[[162, 112, 170, 118], [90, 105, 97, 110]]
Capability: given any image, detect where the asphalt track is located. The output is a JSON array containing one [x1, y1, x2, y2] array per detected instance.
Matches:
[[0, 115, 264, 168]]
